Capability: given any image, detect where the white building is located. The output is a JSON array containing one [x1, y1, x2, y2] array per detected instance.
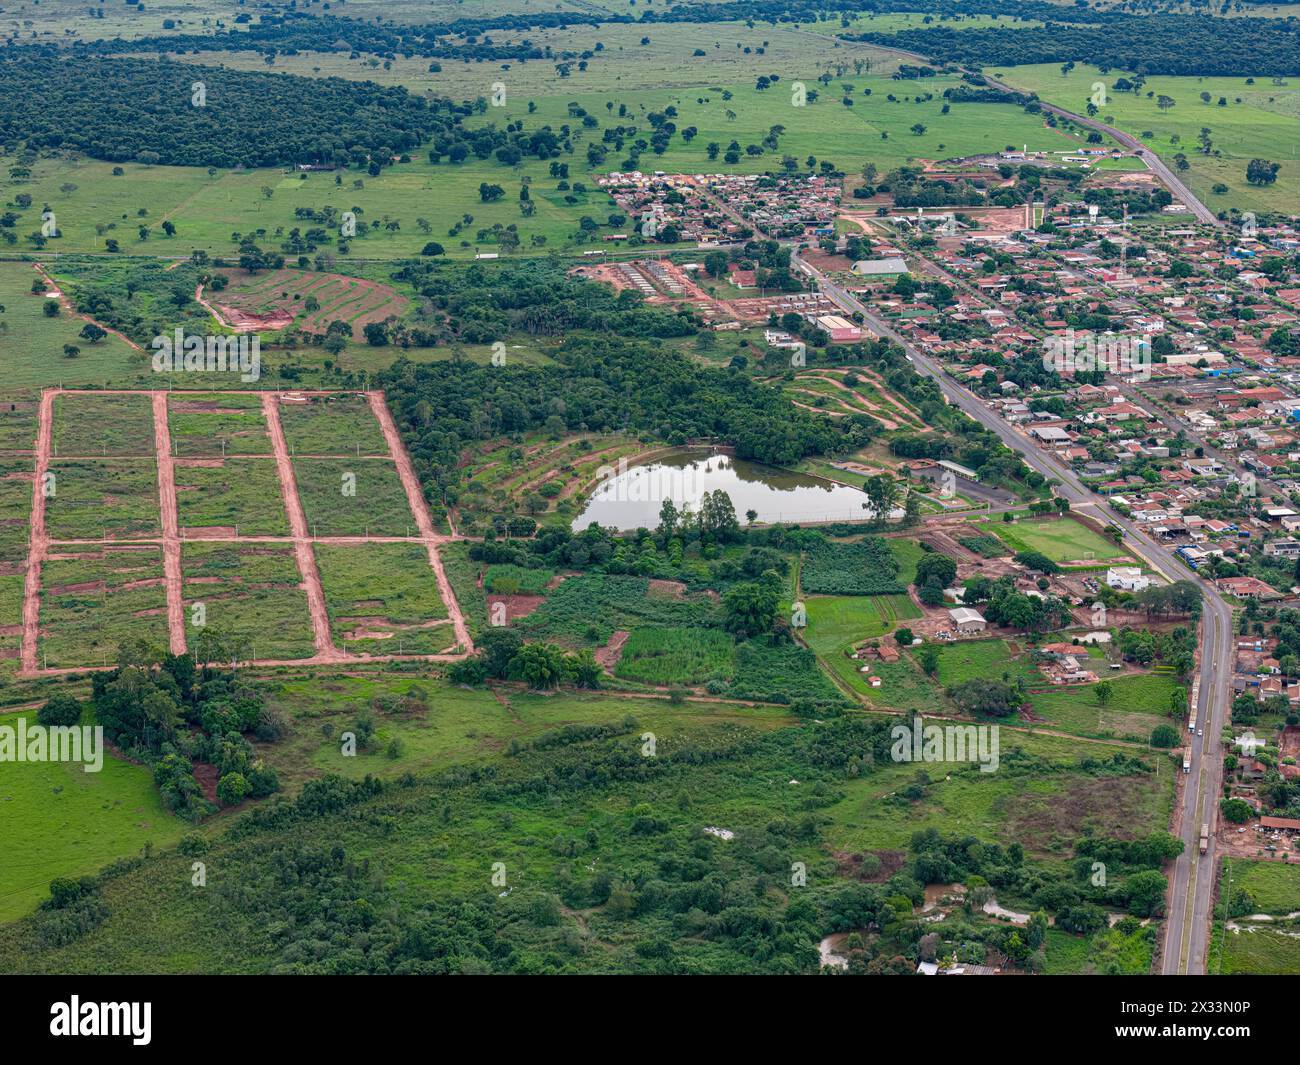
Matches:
[[948, 607, 987, 634], [1106, 566, 1150, 592]]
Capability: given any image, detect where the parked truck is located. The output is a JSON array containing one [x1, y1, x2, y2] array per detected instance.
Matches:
[[1200, 823, 1209, 855]]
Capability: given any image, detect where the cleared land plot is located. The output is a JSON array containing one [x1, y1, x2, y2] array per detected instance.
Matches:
[[44, 458, 160, 540], [277, 394, 389, 456], [1227, 858, 1300, 915], [211, 268, 408, 340], [182, 542, 315, 660], [979, 518, 1125, 563], [933, 638, 1041, 689], [51, 392, 155, 457], [1031, 673, 1182, 741], [0, 710, 187, 924], [825, 729, 1173, 857], [293, 457, 414, 537], [39, 546, 170, 667], [173, 457, 289, 536], [0, 396, 38, 452], [0, 459, 34, 563], [314, 542, 450, 654], [167, 393, 272, 457]]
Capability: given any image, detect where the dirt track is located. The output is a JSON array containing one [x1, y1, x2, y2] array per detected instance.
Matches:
[[152, 392, 187, 655], [262, 393, 346, 662], [19, 390, 54, 672], [368, 390, 474, 654]]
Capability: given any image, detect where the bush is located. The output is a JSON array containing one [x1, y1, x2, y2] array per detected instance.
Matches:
[[37, 694, 83, 727], [216, 772, 249, 807]]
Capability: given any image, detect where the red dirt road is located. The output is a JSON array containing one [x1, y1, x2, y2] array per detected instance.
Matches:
[[368, 391, 474, 654], [152, 392, 187, 655], [19, 390, 54, 672], [262, 393, 346, 662]]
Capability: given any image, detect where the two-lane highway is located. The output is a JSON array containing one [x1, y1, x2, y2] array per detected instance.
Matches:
[[793, 249, 1231, 972]]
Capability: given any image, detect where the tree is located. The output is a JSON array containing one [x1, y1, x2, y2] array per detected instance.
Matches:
[[1220, 797, 1253, 824], [722, 579, 779, 638], [508, 642, 569, 689], [914, 553, 957, 591], [894, 627, 915, 647], [1124, 870, 1168, 917], [1094, 680, 1113, 706], [948, 678, 1021, 717], [863, 475, 900, 522], [1150, 723, 1180, 748], [1246, 159, 1281, 186], [216, 772, 249, 806]]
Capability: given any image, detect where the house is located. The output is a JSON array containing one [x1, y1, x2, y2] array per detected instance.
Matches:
[[1259, 816, 1300, 833], [1217, 576, 1283, 599], [1106, 566, 1150, 592], [949, 607, 987, 634], [1265, 539, 1300, 558]]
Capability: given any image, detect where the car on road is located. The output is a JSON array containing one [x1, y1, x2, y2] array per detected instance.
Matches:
[[1197, 728, 1203, 736]]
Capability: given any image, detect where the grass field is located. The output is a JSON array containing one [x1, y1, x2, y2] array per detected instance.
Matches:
[[173, 457, 289, 536], [168, 393, 272, 457], [823, 727, 1173, 857], [978, 517, 1125, 564], [51, 392, 155, 457], [314, 542, 452, 655], [182, 542, 316, 660], [39, 546, 171, 668], [1226, 858, 1300, 914], [44, 458, 160, 540], [998, 63, 1300, 215], [292, 458, 414, 537], [0, 709, 187, 924], [278, 394, 390, 456], [0, 42, 1107, 264], [0, 265, 148, 390]]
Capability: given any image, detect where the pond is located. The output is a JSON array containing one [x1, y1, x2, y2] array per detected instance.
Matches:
[[572, 451, 886, 531]]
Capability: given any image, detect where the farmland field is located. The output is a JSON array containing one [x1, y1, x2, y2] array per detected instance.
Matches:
[[613, 626, 735, 686]]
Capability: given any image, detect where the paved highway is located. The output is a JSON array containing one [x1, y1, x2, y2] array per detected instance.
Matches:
[[793, 249, 1232, 972], [979, 75, 1222, 227]]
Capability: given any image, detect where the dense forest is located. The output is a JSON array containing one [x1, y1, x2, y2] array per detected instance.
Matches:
[[0, 55, 470, 168], [850, 16, 1300, 77]]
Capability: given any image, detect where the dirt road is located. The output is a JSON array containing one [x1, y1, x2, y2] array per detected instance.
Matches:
[[151, 392, 187, 655], [368, 391, 474, 654], [19, 390, 55, 673], [262, 393, 346, 662]]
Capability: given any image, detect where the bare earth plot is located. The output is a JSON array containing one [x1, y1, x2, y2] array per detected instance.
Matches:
[[20, 387, 473, 674]]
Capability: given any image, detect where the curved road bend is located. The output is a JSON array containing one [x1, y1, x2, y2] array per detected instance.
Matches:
[[978, 75, 1221, 227], [794, 250, 1231, 972]]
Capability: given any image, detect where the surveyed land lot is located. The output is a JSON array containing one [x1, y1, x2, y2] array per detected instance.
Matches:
[[17, 388, 470, 672]]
